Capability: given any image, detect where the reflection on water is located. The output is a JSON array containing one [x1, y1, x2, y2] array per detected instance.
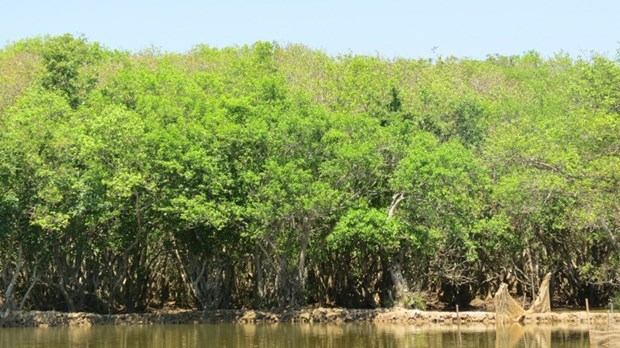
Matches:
[[495, 324, 591, 348], [0, 323, 591, 348]]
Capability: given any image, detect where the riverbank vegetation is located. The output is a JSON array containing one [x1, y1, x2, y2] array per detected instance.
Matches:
[[0, 35, 618, 314]]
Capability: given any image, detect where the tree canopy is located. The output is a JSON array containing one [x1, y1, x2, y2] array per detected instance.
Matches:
[[0, 35, 618, 313]]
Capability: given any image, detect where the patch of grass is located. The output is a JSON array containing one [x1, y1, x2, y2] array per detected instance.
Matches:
[[401, 292, 427, 310], [610, 293, 620, 310]]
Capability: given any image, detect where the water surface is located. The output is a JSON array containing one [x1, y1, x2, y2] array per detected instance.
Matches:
[[0, 323, 592, 347]]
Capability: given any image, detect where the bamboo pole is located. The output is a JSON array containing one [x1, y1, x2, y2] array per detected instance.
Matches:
[[586, 298, 591, 332], [607, 300, 614, 330], [456, 304, 462, 347]]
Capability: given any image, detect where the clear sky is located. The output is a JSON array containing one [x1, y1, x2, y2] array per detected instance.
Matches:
[[1, 0, 618, 59]]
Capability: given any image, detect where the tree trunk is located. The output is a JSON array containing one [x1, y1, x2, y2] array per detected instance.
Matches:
[[386, 193, 409, 302], [254, 246, 263, 306], [298, 216, 310, 296], [389, 255, 410, 300], [19, 265, 39, 310], [2, 244, 23, 316], [57, 275, 76, 312]]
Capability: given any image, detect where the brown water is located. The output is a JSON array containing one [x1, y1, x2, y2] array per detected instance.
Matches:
[[0, 323, 593, 347]]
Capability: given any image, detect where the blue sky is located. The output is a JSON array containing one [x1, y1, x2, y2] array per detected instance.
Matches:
[[1, 0, 618, 59]]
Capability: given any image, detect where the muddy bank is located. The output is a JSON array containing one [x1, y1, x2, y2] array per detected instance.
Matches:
[[1, 308, 619, 328]]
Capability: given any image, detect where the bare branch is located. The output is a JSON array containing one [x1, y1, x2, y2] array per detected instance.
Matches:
[[387, 192, 406, 219]]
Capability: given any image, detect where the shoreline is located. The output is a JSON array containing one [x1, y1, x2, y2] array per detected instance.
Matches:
[[2, 308, 619, 328]]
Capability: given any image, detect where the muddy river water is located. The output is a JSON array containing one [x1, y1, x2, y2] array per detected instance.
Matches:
[[0, 322, 598, 347]]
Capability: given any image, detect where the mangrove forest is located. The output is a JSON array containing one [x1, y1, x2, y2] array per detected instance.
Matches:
[[0, 35, 618, 314]]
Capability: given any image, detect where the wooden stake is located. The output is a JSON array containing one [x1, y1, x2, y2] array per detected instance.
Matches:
[[456, 304, 462, 347], [586, 298, 591, 332], [608, 310, 611, 329]]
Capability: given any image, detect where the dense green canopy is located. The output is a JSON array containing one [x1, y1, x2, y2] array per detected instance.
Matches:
[[0, 35, 618, 313]]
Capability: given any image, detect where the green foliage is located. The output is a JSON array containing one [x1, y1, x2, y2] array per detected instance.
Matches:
[[0, 36, 618, 312], [328, 206, 400, 253], [37, 34, 103, 107], [574, 56, 620, 114], [612, 293, 620, 309], [401, 292, 427, 310]]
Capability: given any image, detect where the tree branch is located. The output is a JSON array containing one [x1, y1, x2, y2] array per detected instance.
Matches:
[[387, 192, 406, 219]]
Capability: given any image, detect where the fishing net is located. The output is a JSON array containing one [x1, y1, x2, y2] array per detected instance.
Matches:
[[525, 273, 551, 314], [494, 272, 552, 324], [494, 283, 525, 323]]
